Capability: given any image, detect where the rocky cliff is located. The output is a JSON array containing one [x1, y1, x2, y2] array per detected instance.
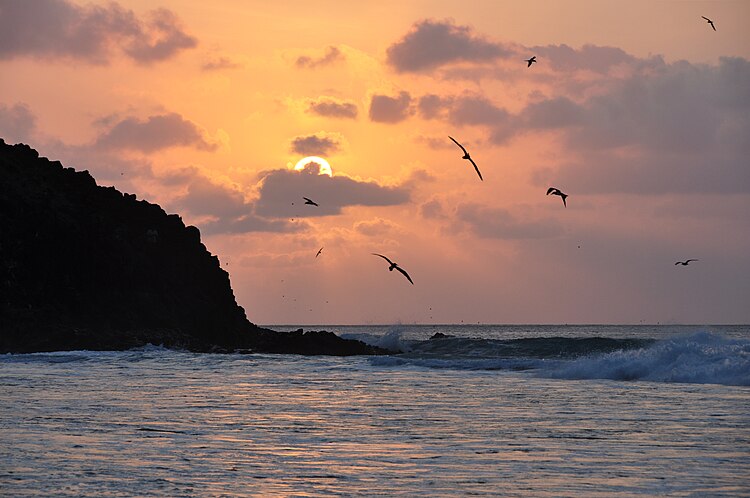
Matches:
[[0, 139, 389, 355]]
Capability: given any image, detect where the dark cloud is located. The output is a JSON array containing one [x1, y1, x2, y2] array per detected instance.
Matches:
[[178, 179, 247, 219], [540, 57, 750, 194], [171, 174, 306, 235], [454, 203, 563, 239], [368, 91, 413, 123], [94, 113, 217, 152], [0, 0, 196, 64], [295, 46, 343, 69], [307, 98, 358, 119], [202, 215, 305, 235], [521, 97, 584, 129], [254, 163, 411, 218], [418, 94, 452, 119], [386, 19, 510, 72], [289, 132, 343, 155], [0, 102, 36, 143], [530, 44, 636, 73], [449, 95, 510, 126], [201, 55, 240, 71]]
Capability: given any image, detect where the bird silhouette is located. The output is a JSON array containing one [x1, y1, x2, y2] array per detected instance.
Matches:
[[675, 259, 698, 266], [316, 247, 323, 258], [448, 136, 483, 181], [372, 253, 414, 284], [303, 197, 319, 206], [546, 187, 568, 207], [701, 16, 716, 31], [525, 56, 537, 67]]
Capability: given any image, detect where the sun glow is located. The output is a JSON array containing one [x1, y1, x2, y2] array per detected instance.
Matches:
[[293, 156, 333, 176]]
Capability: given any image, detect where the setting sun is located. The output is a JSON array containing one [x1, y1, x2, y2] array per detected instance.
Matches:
[[293, 156, 333, 176]]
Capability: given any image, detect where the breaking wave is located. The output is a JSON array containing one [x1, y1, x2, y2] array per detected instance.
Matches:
[[368, 332, 750, 386]]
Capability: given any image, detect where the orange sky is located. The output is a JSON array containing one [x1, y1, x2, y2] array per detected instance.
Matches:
[[1, 0, 749, 324]]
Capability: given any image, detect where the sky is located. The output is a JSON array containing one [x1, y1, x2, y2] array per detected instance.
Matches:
[[1, 0, 749, 325]]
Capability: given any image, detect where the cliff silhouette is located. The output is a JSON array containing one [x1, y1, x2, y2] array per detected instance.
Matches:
[[0, 139, 389, 355]]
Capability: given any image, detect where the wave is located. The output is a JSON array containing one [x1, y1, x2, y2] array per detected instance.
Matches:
[[543, 332, 750, 386], [368, 332, 750, 386]]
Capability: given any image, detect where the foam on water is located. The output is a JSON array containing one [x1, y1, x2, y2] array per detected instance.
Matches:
[[365, 331, 749, 386], [543, 331, 750, 386]]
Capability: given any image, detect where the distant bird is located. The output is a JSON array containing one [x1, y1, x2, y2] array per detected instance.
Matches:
[[675, 259, 698, 266], [316, 247, 323, 258], [372, 253, 414, 285], [303, 197, 319, 206], [701, 16, 716, 31], [546, 187, 569, 207], [448, 136, 483, 181], [525, 56, 537, 67]]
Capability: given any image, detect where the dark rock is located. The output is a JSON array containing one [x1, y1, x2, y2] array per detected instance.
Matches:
[[0, 139, 395, 356], [429, 332, 454, 340]]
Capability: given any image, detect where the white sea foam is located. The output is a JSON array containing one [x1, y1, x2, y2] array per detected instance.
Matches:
[[542, 332, 750, 386]]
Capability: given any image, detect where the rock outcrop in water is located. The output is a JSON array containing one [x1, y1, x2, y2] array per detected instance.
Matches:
[[0, 139, 390, 355]]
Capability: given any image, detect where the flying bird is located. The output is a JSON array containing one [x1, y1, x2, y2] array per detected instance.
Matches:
[[546, 187, 569, 207], [303, 197, 319, 206], [701, 16, 716, 31], [372, 253, 414, 285], [448, 136, 483, 181], [525, 56, 537, 67], [315, 247, 323, 258], [675, 259, 698, 266]]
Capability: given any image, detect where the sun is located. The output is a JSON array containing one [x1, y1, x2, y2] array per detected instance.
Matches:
[[293, 156, 333, 176]]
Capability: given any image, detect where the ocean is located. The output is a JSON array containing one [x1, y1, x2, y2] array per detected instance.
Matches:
[[1, 325, 748, 496]]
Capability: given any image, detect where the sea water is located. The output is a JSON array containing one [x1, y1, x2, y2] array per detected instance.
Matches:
[[1, 325, 748, 496]]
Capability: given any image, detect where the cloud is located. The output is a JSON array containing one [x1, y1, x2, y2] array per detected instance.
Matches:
[[530, 44, 636, 73], [254, 164, 411, 218], [201, 55, 240, 71], [172, 174, 306, 235], [307, 97, 358, 119], [289, 131, 344, 155], [369, 91, 413, 123], [521, 96, 585, 130], [0, 102, 36, 143], [354, 218, 400, 237], [386, 19, 511, 72], [0, 0, 196, 64], [542, 57, 750, 194], [295, 45, 343, 69], [449, 95, 510, 126], [94, 113, 217, 152], [454, 203, 564, 239], [418, 94, 452, 119]]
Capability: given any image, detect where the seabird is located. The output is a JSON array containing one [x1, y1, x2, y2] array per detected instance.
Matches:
[[303, 197, 319, 206], [372, 253, 414, 285], [448, 136, 483, 181], [525, 56, 537, 67], [316, 247, 323, 258], [546, 187, 568, 207], [701, 16, 716, 31], [675, 259, 698, 266]]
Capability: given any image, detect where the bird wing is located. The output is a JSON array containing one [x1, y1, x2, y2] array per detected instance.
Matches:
[[711, 22, 716, 30], [395, 265, 414, 284], [675, 261, 682, 265], [316, 247, 323, 257], [702, 16, 710, 21], [303, 197, 312, 203], [561, 194, 567, 207], [527, 59, 533, 67], [687, 259, 698, 263], [546, 187, 557, 195], [448, 136, 468, 154], [372, 253, 394, 265], [468, 157, 483, 181]]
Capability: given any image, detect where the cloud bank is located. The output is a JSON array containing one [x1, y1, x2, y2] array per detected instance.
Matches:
[[0, 0, 197, 64]]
